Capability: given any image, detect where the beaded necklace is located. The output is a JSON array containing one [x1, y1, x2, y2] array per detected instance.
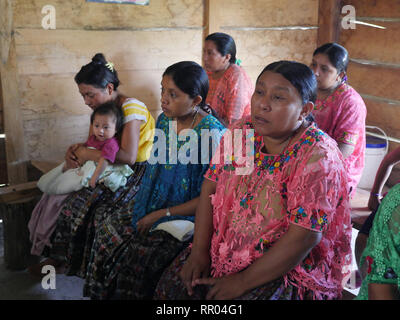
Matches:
[[254, 124, 324, 175], [175, 106, 199, 131], [315, 82, 346, 112]]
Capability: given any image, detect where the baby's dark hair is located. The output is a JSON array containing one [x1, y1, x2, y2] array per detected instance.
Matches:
[[90, 101, 124, 135]]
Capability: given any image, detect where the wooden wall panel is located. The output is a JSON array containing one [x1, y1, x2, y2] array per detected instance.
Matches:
[[228, 29, 318, 83], [19, 70, 167, 117], [218, 0, 318, 27], [14, 27, 202, 162], [0, 0, 27, 184], [364, 98, 400, 156], [23, 112, 90, 163], [13, 0, 203, 29], [9, 0, 321, 169], [340, 22, 400, 64], [365, 99, 400, 135], [344, 0, 400, 18], [347, 61, 400, 101], [15, 29, 202, 76], [214, 0, 319, 84], [339, 0, 400, 182]]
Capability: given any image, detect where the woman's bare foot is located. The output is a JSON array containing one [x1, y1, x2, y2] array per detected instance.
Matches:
[[28, 258, 65, 276]]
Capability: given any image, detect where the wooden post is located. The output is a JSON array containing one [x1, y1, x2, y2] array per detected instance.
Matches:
[[204, 0, 221, 38], [0, 0, 27, 184], [317, 0, 343, 46], [1, 199, 35, 270], [0, 196, 41, 270], [0, 182, 42, 270]]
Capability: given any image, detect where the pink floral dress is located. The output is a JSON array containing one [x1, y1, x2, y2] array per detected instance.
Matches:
[[313, 83, 366, 194], [204, 118, 352, 299], [206, 64, 254, 127]]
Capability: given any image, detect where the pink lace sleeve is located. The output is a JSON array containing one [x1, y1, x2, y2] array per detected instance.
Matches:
[[224, 68, 253, 124], [286, 146, 347, 232], [333, 90, 366, 146]]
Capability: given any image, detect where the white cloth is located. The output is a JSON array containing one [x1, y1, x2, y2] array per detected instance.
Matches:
[[152, 220, 195, 242], [37, 161, 133, 195]]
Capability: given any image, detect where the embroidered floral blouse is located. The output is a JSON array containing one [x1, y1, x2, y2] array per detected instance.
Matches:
[[206, 64, 254, 127], [131, 113, 225, 230], [313, 83, 366, 194], [204, 118, 352, 299]]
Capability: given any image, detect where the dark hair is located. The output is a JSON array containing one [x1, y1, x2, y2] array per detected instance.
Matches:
[[90, 101, 124, 135], [75, 53, 120, 90], [313, 42, 349, 74], [163, 61, 209, 107], [205, 32, 237, 64], [163, 61, 225, 123], [259, 61, 317, 105]]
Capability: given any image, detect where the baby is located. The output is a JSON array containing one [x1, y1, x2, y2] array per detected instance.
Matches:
[[37, 101, 133, 194]]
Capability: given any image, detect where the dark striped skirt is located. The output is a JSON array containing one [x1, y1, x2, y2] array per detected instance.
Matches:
[[84, 229, 189, 300], [46, 162, 147, 279], [154, 246, 311, 300]]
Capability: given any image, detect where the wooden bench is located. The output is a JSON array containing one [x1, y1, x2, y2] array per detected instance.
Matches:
[[0, 160, 59, 270], [0, 182, 43, 270], [341, 188, 374, 299], [350, 188, 372, 230]]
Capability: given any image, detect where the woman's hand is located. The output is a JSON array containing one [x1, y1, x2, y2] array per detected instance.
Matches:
[[180, 249, 211, 296], [73, 145, 90, 166], [65, 143, 83, 169], [194, 273, 246, 300], [136, 209, 165, 235]]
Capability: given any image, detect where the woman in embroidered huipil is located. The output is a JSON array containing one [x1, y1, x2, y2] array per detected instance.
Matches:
[[155, 61, 352, 300], [355, 182, 400, 300], [203, 33, 254, 127], [83, 61, 225, 299], [310, 43, 366, 196]]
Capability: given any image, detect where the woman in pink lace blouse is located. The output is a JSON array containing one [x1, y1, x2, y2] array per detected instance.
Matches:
[[310, 43, 366, 196], [155, 61, 352, 300], [203, 33, 254, 127]]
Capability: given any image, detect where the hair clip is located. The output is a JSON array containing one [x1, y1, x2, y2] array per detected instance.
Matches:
[[105, 62, 114, 72], [235, 59, 242, 66]]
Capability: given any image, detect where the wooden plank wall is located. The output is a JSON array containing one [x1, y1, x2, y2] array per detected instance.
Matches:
[[1, 0, 319, 181], [211, 0, 319, 84], [339, 0, 400, 184], [12, 0, 203, 164], [0, 0, 27, 184]]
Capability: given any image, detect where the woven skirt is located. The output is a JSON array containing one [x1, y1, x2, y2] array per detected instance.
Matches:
[[46, 162, 146, 278], [154, 246, 311, 300], [84, 229, 189, 300]]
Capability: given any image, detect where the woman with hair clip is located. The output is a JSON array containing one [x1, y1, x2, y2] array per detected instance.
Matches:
[[28, 53, 155, 276], [203, 32, 254, 127], [83, 61, 225, 299], [155, 61, 352, 300], [310, 42, 366, 196]]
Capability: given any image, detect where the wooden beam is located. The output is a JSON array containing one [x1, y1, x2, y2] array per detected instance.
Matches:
[[317, 0, 343, 46], [30, 160, 60, 174], [0, 0, 27, 184], [204, 0, 220, 38], [0, 181, 41, 204]]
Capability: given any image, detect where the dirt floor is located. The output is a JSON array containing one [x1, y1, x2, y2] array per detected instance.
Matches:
[[0, 220, 88, 300]]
